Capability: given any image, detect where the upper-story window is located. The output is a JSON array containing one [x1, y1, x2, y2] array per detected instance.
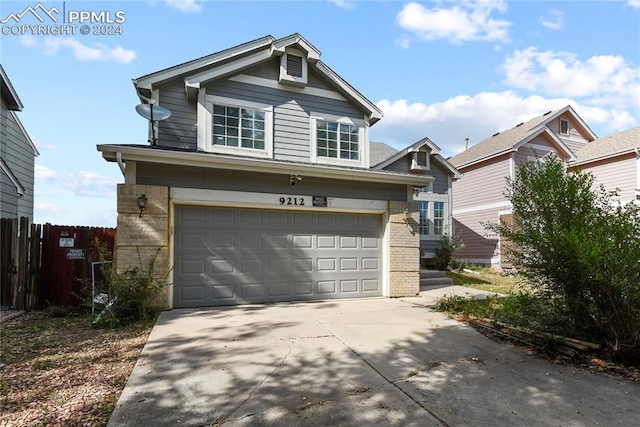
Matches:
[[559, 119, 569, 135], [316, 121, 359, 160], [310, 112, 367, 167], [213, 105, 265, 150], [200, 94, 273, 158]]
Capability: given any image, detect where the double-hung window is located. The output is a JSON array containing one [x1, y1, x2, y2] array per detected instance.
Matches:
[[201, 95, 273, 158], [311, 113, 367, 167], [416, 197, 447, 239]]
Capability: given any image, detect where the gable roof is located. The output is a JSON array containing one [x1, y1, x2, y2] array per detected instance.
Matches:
[[572, 126, 640, 165], [449, 105, 595, 169], [1, 64, 24, 111], [133, 33, 383, 125], [373, 137, 462, 179]]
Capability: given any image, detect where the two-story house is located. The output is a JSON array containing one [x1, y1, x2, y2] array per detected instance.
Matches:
[[371, 138, 462, 263], [98, 34, 444, 308], [1, 64, 39, 221], [449, 105, 596, 266]]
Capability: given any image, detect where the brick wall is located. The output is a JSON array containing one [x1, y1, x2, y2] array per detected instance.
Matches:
[[387, 201, 420, 297], [116, 184, 170, 308]]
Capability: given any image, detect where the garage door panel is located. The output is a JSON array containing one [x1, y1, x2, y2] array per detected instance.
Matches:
[[174, 206, 382, 307]]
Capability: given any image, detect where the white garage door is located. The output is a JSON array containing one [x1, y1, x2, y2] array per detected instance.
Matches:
[[173, 205, 383, 307]]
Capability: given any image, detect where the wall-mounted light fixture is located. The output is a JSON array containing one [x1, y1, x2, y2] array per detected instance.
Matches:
[[137, 194, 148, 218], [290, 174, 303, 186], [403, 209, 411, 224]]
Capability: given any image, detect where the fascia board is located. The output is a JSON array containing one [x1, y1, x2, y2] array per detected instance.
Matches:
[[133, 36, 275, 91], [9, 111, 39, 156], [98, 145, 433, 186], [0, 156, 25, 195], [433, 154, 463, 179], [454, 148, 514, 170], [314, 61, 383, 125], [184, 49, 274, 90], [515, 128, 576, 160], [272, 33, 321, 61], [570, 148, 636, 167], [0, 65, 24, 111]]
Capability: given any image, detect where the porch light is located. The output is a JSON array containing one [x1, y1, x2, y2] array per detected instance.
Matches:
[[403, 209, 411, 224], [137, 194, 148, 218]]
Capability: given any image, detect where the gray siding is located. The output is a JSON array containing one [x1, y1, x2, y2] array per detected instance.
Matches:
[[381, 154, 451, 194], [0, 99, 36, 220], [157, 80, 198, 150], [136, 162, 407, 202], [206, 75, 361, 163]]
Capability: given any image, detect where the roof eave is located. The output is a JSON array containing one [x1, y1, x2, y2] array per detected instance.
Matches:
[[97, 145, 433, 186], [0, 64, 24, 111], [571, 148, 636, 167]]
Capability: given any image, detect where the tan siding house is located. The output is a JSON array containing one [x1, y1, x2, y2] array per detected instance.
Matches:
[[449, 105, 596, 266], [571, 126, 640, 205]]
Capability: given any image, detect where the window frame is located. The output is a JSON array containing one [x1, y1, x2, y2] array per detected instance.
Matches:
[[202, 95, 273, 158], [559, 119, 569, 135], [310, 112, 368, 168], [414, 192, 448, 240]]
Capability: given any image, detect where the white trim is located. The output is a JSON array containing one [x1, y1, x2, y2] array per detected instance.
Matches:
[[523, 142, 559, 153], [637, 153, 640, 194], [0, 156, 25, 195], [9, 111, 38, 156], [509, 153, 516, 181], [201, 94, 274, 159], [310, 112, 367, 168], [453, 200, 511, 216], [0, 64, 23, 110], [134, 36, 275, 91], [99, 144, 433, 186], [279, 48, 308, 87], [228, 74, 347, 101], [171, 187, 387, 213], [185, 49, 274, 99]]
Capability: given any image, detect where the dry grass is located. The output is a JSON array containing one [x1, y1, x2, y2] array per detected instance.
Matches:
[[446, 267, 524, 294], [0, 311, 153, 427]]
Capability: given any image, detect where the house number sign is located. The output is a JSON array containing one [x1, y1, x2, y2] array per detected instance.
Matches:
[[279, 196, 307, 206]]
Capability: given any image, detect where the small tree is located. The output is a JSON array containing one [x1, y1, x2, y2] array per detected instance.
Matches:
[[484, 156, 640, 364], [435, 231, 463, 271]]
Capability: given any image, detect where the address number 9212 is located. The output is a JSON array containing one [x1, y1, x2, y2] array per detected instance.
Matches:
[[279, 197, 305, 206]]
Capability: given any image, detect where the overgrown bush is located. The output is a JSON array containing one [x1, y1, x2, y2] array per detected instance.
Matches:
[[435, 231, 463, 271], [93, 243, 169, 328], [484, 155, 640, 365]]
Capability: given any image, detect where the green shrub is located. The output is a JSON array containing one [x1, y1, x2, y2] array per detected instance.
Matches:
[[484, 155, 640, 365], [435, 231, 463, 271], [93, 243, 169, 328]]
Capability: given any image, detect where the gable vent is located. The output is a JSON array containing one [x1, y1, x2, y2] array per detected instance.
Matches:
[[286, 54, 303, 78]]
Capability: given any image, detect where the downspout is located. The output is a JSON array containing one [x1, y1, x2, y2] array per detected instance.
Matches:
[[116, 152, 126, 177]]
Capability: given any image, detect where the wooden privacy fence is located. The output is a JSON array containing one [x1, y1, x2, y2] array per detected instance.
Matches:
[[0, 217, 115, 310]]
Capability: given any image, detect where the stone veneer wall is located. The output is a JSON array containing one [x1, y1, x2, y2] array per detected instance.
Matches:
[[116, 184, 170, 308], [387, 201, 420, 297]]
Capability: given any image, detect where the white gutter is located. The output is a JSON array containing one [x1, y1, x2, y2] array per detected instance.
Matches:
[[98, 144, 434, 186], [116, 152, 126, 176]]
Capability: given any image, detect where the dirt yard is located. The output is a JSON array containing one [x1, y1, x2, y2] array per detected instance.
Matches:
[[0, 311, 152, 426]]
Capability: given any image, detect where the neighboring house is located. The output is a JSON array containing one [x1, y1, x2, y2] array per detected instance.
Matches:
[[0, 64, 39, 221], [98, 34, 432, 308], [371, 138, 462, 262], [571, 126, 640, 206], [449, 105, 596, 266]]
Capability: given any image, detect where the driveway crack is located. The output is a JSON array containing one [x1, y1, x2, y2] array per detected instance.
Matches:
[[220, 340, 294, 424]]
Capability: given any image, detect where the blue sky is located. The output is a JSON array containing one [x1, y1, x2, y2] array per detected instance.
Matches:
[[1, 0, 638, 227]]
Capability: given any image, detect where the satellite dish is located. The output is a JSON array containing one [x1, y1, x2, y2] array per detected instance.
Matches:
[[135, 102, 172, 145], [135, 103, 171, 121]]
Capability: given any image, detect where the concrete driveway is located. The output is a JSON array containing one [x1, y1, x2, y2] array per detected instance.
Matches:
[[108, 297, 639, 426]]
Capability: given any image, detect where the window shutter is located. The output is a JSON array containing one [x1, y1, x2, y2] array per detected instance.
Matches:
[[286, 54, 303, 78]]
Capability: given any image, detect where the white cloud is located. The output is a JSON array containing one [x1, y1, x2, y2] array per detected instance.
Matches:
[[629, 0, 640, 8], [396, 0, 511, 45], [165, 0, 202, 13], [35, 165, 119, 198], [22, 37, 137, 64], [372, 92, 637, 156], [539, 8, 564, 30], [328, 0, 356, 9], [500, 47, 640, 107]]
